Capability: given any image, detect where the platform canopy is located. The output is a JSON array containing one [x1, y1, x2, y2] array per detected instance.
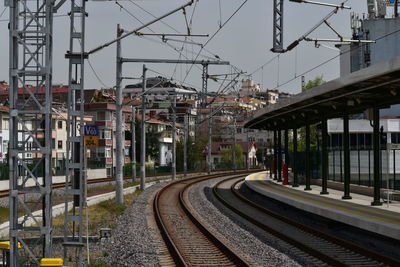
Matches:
[[245, 57, 400, 130]]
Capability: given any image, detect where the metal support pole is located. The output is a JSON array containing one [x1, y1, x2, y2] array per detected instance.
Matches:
[[233, 117, 237, 172], [131, 107, 136, 182], [278, 130, 282, 182], [293, 128, 299, 187], [8, 0, 55, 264], [141, 65, 147, 190], [184, 114, 188, 177], [321, 118, 329, 194], [272, 0, 284, 52], [305, 122, 312, 190], [202, 64, 209, 108], [274, 130, 278, 180], [208, 109, 212, 174], [284, 129, 289, 166], [342, 115, 351, 199], [63, 0, 87, 262], [372, 106, 382, 205], [172, 96, 177, 180], [247, 130, 250, 170], [115, 24, 124, 204]]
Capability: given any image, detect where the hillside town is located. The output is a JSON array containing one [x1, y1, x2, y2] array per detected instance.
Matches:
[[0, 78, 292, 179]]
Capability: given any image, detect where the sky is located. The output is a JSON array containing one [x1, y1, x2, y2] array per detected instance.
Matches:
[[0, 0, 383, 95]]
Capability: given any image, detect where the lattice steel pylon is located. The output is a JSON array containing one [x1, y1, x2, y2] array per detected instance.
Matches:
[[63, 0, 87, 264], [272, 0, 284, 53], [8, 0, 54, 265]]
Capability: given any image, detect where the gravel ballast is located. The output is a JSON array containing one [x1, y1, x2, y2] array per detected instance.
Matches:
[[100, 181, 171, 267], [102, 177, 319, 266], [189, 178, 324, 266]]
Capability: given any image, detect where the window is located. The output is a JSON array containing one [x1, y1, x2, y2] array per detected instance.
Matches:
[[100, 130, 111, 139], [391, 133, 400, 144], [2, 118, 9, 130], [97, 111, 111, 121], [350, 134, 357, 149], [52, 138, 55, 149], [365, 133, 372, 149], [330, 134, 342, 148], [105, 148, 111, 158], [358, 133, 365, 149], [58, 140, 63, 149], [58, 121, 63, 129], [380, 133, 387, 148]]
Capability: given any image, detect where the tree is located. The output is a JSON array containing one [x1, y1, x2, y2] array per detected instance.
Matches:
[[220, 144, 244, 168], [289, 76, 325, 152], [302, 76, 324, 92], [128, 118, 162, 164]]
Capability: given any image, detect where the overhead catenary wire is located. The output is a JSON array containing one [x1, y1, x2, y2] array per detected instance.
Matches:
[[271, 26, 400, 91], [115, 0, 232, 91], [122, 0, 245, 89], [182, 0, 249, 83]]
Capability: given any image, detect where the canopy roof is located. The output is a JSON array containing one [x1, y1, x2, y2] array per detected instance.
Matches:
[[245, 57, 400, 130]]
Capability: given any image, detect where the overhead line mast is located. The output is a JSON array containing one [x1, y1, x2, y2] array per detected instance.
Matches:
[[7, 0, 54, 265], [63, 0, 87, 264]]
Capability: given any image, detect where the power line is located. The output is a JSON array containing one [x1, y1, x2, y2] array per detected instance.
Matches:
[[250, 55, 279, 75], [114, 1, 237, 94], [87, 58, 109, 88], [271, 26, 400, 91], [182, 0, 249, 83], [125, 0, 244, 79]]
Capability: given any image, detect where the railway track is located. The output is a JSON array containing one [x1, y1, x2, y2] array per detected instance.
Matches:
[[0, 170, 205, 198], [154, 172, 253, 267], [213, 176, 400, 267]]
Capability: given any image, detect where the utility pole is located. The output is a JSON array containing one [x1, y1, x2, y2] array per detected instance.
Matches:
[[172, 95, 177, 180], [116, 59, 228, 178], [247, 129, 250, 170], [141, 65, 147, 190], [202, 64, 209, 107], [115, 24, 124, 204], [131, 107, 136, 182], [64, 0, 87, 263], [233, 116, 237, 172], [208, 108, 213, 174], [184, 114, 188, 177]]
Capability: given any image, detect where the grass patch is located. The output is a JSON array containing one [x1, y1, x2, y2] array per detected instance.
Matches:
[[53, 189, 141, 237], [0, 207, 8, 224]]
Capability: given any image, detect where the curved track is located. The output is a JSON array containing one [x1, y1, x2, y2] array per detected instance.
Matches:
[[213, 176, 400, 267], [0, 170, 206, 198], [154, 172, 252, 267]]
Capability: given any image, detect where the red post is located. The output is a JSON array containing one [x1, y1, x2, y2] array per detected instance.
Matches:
[[283, 163, 288, 185]]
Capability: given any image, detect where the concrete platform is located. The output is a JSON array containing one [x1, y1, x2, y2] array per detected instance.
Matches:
[[245, 171, 400, 241]]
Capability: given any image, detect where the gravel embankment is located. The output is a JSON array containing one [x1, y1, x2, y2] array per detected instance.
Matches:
[[189, 178, 323, 267], [100, 181, 170, 266]]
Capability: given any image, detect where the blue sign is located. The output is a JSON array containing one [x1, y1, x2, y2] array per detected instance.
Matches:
[[84, 125, 99, 136]]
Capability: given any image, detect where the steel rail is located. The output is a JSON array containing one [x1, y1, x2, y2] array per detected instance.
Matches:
[[0, 170, 209, 199], [153, 171, 253, 266], [213, 177, 400, 266]]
